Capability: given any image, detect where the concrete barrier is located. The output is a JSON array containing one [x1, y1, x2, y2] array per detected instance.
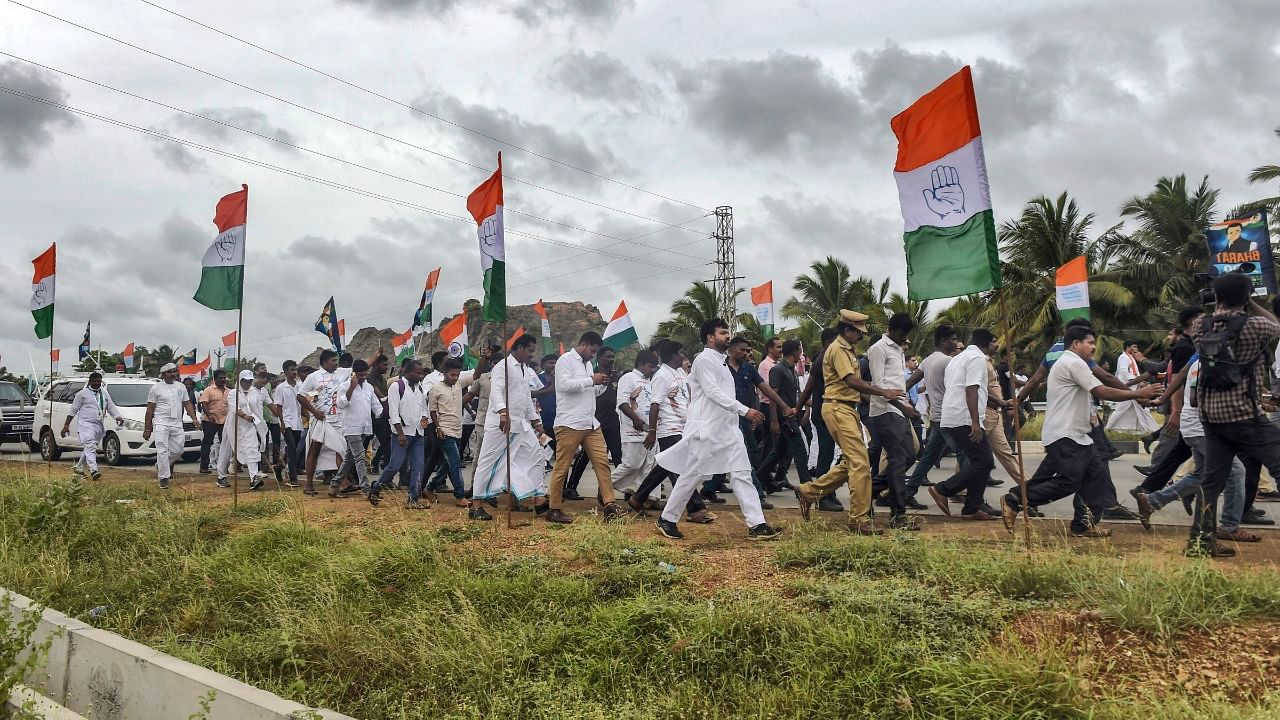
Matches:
[[5, 589, 355, 720]]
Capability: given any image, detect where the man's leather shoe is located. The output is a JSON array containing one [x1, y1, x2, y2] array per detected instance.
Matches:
[[544, 508, 574, 524]]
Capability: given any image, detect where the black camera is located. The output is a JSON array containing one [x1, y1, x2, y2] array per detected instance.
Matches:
[[1194, 272, 1215, 305]]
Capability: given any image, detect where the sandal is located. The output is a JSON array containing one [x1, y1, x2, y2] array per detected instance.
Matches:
[[1217, 528, 1262, 543], [687, 510, 716, 524]]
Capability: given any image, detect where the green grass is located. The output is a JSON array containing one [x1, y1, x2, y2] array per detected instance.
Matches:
[[0, 471, 1278, 719]]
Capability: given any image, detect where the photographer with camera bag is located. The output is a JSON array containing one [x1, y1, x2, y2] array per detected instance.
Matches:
[[1188, 272, 1280, 557]]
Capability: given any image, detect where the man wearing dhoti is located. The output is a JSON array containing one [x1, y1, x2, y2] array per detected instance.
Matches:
[[470, 334, 550, 521]]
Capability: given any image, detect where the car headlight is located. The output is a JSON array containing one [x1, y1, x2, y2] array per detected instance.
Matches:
[[122, 419, 145, 431]]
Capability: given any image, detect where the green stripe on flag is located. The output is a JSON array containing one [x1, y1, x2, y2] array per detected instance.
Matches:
[[603, 326, 638, 351], [904, 210, 1000, 301], [482, 261, 506, 323], [194, 265, 244, 310], [32, 304, 53, 340], [1059, 307, 1090, 322]]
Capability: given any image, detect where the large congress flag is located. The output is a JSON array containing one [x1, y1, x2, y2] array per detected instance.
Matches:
[[891, 67, 1000, 301], [195, 184, 248, 311], [603, 301, 638, 350], [468, 153, 505, 323], [31, 243, 55, 339]]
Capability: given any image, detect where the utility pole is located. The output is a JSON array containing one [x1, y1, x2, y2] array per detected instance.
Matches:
[[712, 205, 739, 329]]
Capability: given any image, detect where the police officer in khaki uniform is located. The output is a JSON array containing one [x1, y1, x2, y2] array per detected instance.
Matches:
[[794, 310, 906, 533]]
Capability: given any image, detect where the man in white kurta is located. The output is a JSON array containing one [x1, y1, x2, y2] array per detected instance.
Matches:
[[655, 319, 782, 540], [472, 336, 550, 515], [61, 372, 123, 480], [218, 370, 266, 490], [1105, 342, 1158, 434], [144, 363, 199, 489]]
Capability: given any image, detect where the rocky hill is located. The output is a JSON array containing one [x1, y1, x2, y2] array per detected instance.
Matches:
[[300, 300, 620, 367]]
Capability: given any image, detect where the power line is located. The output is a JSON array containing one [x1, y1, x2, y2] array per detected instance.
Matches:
[[0, 51, 711, 264], [0, 85, 710, 275], [134, 0, 708, 212], [6, 0, 708, 232]]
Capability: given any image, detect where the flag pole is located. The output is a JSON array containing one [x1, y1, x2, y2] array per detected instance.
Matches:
[[230, 190, 248, 511], [47, 333, 54, 475], [997, 289, 1032, 551]]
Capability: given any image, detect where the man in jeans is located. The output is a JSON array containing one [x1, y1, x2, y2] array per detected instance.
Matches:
[[429, 358, 474, 507], [1000, 325, 1162, 536], [1186, 272, 1280, 557], [928, 329, 1001, 520], [335, 359, 381, 497], [370, 359, 428, 507], [197, 369, 229, 473], [866, 313, 925, 527]]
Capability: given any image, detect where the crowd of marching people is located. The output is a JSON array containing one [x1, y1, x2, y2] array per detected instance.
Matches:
[[62, 270, 1270, 555]]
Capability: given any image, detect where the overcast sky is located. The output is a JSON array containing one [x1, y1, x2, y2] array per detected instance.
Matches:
[[1, 0, 1277, 370]]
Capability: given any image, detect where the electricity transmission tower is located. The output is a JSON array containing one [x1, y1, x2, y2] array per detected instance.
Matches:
[[712, 205, 741, 328]]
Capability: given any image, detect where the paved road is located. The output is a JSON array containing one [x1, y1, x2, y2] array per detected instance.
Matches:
[[6, 441, 1254, 530]]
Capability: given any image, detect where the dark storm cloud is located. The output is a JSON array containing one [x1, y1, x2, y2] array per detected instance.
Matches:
[[0, 61, 78, 168], [337, 0, 460, 15], [151, 141, 210, 174], [670, 53, 866, 160], [509, 0, 635, 27], [410, 90, 628, 189], [550, 50, 659, 107], [172, 107, 298, 147]]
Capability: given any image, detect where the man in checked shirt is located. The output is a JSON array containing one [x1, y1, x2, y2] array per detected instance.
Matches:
[[1186, 272, 1280, 557]]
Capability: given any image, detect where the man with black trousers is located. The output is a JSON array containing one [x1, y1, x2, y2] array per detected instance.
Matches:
[[927, 329, 1001, 520], [758, 339, 812, 494], [797, 328, 842, 511], [865, 313, 925, 526], [1186, 272, 1280, 556], [1001, 325, 1162, 536]]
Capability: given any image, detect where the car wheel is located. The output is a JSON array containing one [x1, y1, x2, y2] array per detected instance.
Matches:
[[104, 433, 123, 466], [40, 429, 62, 461]]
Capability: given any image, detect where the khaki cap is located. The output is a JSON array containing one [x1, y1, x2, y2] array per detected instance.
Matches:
[[839, 309, 869, 332]]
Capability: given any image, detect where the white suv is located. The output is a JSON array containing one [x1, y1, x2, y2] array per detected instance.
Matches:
[[34, 375, 201, 466]]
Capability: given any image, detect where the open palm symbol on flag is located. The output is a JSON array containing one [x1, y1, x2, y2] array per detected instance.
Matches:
[[214, 233, 239, 263], [478, 217, 500, 257], [32, 281, 50, 304], [922, 165, 965, 220]]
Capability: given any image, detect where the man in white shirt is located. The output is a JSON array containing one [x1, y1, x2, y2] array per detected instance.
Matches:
[[143, 363, 199, 489], [904, 325, 961, 498], [335, 359, 383, 497], [545, 332, 629, 523], [626, 341, 711, 522], [218, 369, 267, 491], [297, 350, 344, 496], [654, 318, 782, 541], [866, 313, 924, 527], [471, 334, 549, 520], [612, 350, 658, 498], [928, 329, 1000, 520], [270, 360, 303, 488], [1105, 340, 1159, 434], [61, 371, 124, 481], [1001, 325, 1161, 536], [370, 359, 429, 507]]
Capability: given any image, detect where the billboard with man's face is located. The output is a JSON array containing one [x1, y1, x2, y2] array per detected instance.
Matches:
[[1205, 211, 1276, 296]]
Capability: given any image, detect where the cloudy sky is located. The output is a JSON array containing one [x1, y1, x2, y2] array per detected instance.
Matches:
[[1, 0, 1277, 370]]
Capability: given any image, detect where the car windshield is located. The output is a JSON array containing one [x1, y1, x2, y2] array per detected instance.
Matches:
[[103, 383, 153, 407], [0, 383, 30, 403]]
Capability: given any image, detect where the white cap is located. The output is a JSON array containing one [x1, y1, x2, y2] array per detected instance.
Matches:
[[159, 363, 178, 373], [238, 369, 254, 382]]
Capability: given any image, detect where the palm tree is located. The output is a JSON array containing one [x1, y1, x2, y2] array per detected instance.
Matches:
[[653, 281, 741, 350], [1107, 175, 1220, 312], [781, 257, 888, 331], [998, 193, 1138, 352]]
